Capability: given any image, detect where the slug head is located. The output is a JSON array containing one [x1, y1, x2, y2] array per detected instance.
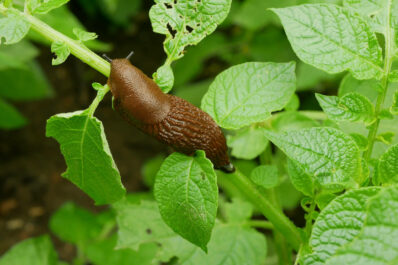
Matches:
[[108, 59, 170, 125]]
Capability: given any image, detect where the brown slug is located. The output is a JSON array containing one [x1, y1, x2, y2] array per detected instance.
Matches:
[[105, 54, 234, 173]]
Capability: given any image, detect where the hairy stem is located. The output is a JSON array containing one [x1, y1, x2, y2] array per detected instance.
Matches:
[[363, 10, 395, 160], [219, 170, 302, 250]]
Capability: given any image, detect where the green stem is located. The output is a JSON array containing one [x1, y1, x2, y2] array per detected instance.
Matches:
[[363, 11, 395, 160], [304, 199, 316, 238], [244, 220, 274, 230], [0, 5, 110, 78], [220, 170, 302, 250]]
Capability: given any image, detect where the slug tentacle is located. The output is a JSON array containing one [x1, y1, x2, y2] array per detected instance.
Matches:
[[107, 58, 234, 172]]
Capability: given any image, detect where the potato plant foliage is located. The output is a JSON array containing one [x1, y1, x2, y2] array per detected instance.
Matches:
[[1, 0, 398, 264]]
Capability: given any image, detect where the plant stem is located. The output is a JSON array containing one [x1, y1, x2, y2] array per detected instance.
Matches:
[[363, 12, 395, 160], [245, 220, 274, 230], [220, 170, 302, 250], [0, 5, 110, 78], [304, 199, 316, 237]]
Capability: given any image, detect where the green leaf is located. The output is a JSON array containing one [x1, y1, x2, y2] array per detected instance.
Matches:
[[388, 70, 398, 83], [72, 27, 98, 42], [0, 40, 38, 70], [338, 73, 379, 101], [343, 0, 398, 35], [349, 133, 368, 151], [285, 93, 300, 111], [264, 127, 361, 189], [223, 197, 253, 223], [297, 62, 338, 91], [250, 165, 279, 189], [201, 62, 296, 129], [227, 126, 269, 160], [51, 41, 70, 65], [391, 89, 398, 115], [46, 110, 126, 205], [0, 61, 53, 101], [378, 143, 398, 184], [303, 187, 381, 264], [315, 93, 375, 125], [28, 0, 70, 14], [271, 111, 320, 132], [154, 151, 218, 251], [0, 10, 30, 45], [0, 235, 58, 265], [314, 192, 337, 210], [272, 4, 383, 80], [153, 64, 174, 93], [233, 0, 276, 30], [149, 0, 231, 62], [287, 159, 314, 197], [325, 186, 398, 265], [0, 98, 27, 129], [376, 131, 395, 145], [49, 202, 105, 245]]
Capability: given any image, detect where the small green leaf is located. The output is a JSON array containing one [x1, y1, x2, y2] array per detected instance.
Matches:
[[201, 62, 296, 129], [388, 70, 398, 83], [73, 27, 98, 42], [285, 93, 300, 111], [390, 89, 398, 115], [46, 110, 126, 205], [379, 108, 394, 120], [154, 151, 218, 251], [349, 133, 368, 151], [325, 186, 398, 265], [304, 187, 381, 264], [287, 159, 314, 197], [0, 235, 58, 265], [0, 10, 30, 45], [272, 4, 383, 80], [28, 0, 70, 14], [153, 64, 174, 93], [227, 126, 269, 160], [50, 202, 105, 246], [376, 131, 395, 145], [314, 192, 337, 210], [149, 0, 231, 62], [316, 93, 375, 125], [51, 41, 70, 65], [264, 127, 360, 189], [378, 143, 398, 184], [0, 98, 27, 129], [250, 165, 279, 189]]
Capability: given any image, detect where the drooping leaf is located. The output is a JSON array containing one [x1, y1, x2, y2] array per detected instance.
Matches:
[[227, 126, 269, 160], [287, 159, 314, 197], [378, 143, 398, 184], [154, 151, 218, 251], [316, 93, 375, 125], [72, 27, 97, 42], [0, 98, 27, 129], [0, 235, 58, 265], [28, 0, 70, 14], [250, 165, 279, 189], [264, 127, 361, 189], [303, 187, 381, 264], [201, 62, 296, 129], [325, 186, 398, 265], [46, 110, 126, 205], [0, 10, 30, 45], [272, 4, 383, 80], [51, 41, 70, 65]]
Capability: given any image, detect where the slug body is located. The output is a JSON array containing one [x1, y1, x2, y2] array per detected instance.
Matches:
[[108, 59, 234, 173]]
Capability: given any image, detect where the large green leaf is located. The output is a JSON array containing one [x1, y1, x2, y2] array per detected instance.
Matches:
[[264, 127, 361, 189], [0, 235, 58, 265], [201, 62, 296, 129], [28, 0, 70, 14], [303, 187, 381, 264], [272, 4, 383, 80], [0, 98, 26, 129], [46, 110, 125, 205], [154, 151, 217, 251], [316, 92, 375, 125], [378, 143, 398, 184], [325, 186, 398, 265], [0, 9, 30, 45]]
